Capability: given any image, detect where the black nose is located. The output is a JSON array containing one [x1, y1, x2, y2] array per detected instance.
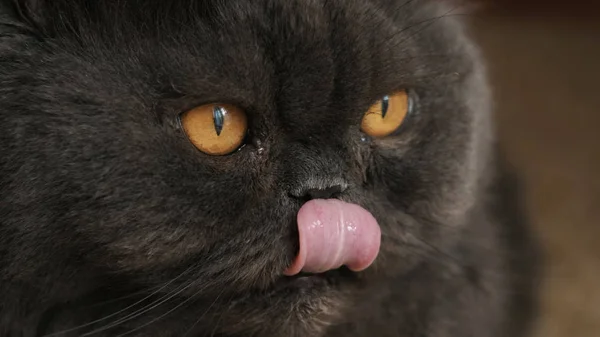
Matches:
[[290, 184, 346, 200]]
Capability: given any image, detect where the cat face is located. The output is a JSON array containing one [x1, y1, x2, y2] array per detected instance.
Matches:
[[0, 0, 491, 335]]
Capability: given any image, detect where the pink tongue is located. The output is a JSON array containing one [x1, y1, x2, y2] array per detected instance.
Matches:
[[284, 199, 381, 276]]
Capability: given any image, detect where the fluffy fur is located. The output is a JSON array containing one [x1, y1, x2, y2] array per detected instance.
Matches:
[[0, 0, 538, 336]]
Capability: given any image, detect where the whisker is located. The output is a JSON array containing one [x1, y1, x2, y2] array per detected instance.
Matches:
[[397, 0, 418, 12], [378, 5, 474, 53], [181, 287, 226, 337], [406, 233, 465, 268], [85, 285, 165, 309], [207, 295, 233, 337], [383, 232, 460, 268], [380, 212, 469, 274], [43, 263, 198, 337], [382, 212, 507, 283], [80, 268, 204, 336], [391, 7, 464, 47], [115, 278, 222, 336]]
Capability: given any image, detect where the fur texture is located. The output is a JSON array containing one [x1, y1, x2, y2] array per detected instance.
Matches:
[[0, 0, 538, 336]]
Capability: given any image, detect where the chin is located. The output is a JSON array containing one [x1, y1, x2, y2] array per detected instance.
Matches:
[[214, 270, 356, 337]]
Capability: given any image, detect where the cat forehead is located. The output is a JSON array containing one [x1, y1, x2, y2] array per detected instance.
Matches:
[[45, 1, 430, 104], [20, 0, 466, 115], [30, 0, 426, 61], [28, 0, 409, 31]]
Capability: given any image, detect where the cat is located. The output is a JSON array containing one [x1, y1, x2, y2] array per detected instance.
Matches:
[[0, 0, 539, 336]]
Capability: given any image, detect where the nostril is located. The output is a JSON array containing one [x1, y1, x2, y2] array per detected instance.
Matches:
[[302, 185, 344, 200]]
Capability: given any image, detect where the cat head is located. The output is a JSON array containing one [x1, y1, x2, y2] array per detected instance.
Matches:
[[0, 0, 491, 334]]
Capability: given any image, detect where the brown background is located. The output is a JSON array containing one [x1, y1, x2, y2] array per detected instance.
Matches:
[[469, 3, 600, 337]]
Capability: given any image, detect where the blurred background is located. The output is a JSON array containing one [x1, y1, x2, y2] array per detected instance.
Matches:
[[467, 1, 599, 336]]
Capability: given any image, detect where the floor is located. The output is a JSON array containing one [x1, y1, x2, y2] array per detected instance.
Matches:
[[471, 15, 600, 337]]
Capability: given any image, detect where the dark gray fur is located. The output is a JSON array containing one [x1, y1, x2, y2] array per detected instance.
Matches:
[[0, 0, 539, 336]]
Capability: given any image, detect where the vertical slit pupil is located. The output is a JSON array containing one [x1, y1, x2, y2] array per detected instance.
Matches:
[[213, 106, 225, 136], [381, 95, 390, 118]]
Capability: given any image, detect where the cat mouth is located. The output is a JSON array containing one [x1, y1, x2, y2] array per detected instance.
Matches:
[[274, 267, 356, 291], [284, 199, 381, 276], [267, 199, 378, 293]]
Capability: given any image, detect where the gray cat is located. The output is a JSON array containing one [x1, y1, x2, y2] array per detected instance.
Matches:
[[0, 0, 539, 336]]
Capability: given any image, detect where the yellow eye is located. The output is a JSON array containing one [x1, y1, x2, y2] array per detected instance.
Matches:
[[180, 103, 248, 156], [361, 90, 410, 138]]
